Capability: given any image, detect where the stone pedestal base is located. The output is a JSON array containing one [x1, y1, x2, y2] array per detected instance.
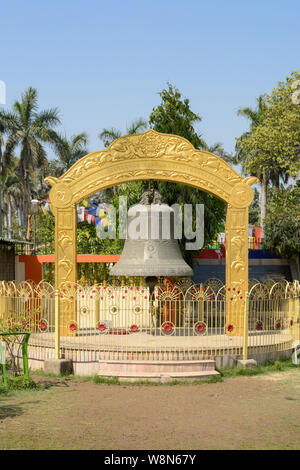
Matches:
[[98, 359, 220, 382], [44, 359, 73, 376], [237, 359, 257, 369]]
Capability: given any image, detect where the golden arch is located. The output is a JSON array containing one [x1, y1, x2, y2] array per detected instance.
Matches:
[[45, 129, 257, 300]]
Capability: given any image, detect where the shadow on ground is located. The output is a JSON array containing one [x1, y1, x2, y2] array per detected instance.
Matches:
[[36, 379, 70, 390], [0, 404, 24, 420]]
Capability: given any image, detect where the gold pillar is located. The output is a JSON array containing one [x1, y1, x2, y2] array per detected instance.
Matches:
[[225, 205, 249, 336], [54, 205, 77, 337]]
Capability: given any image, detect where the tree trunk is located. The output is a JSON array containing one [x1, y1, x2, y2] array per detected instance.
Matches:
[[7, 199, 12, 239], [0, 187, 2, 238], [260, 169, 267, 234], [26, 214, 32, 243], [23, 169, 31, 239], [17, 207, 22, 229], [0, 146, 2, 238], [274, 169, 280, 189], [19, 165, 27, 229], [23, 178, 29, 233]]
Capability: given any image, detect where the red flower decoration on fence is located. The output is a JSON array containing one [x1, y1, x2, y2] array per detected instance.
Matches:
[[97, 323, 106, 332], [275, 321, 281, 330], [40, 321, 47, 331], [197, 324, 205, 332], [163, 323, 173, 333], [256, 321, 263, 331], [227, 324, 234, 333], [69, 322, 77, 332], [130, 324, 138, 332]]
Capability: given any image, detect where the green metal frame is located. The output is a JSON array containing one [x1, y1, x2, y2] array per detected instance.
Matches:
[[0, 332, 31, 386]]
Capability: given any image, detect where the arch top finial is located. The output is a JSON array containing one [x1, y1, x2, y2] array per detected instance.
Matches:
[[44, 176, 59, 188]]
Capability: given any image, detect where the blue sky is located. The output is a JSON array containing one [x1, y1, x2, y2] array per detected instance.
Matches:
[[1, 0, 300, 161]]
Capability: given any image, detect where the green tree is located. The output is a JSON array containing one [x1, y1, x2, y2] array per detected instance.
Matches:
[[263, 184, 300, 261], [237, 72, 300, 226], [149, 83, 206, 149], [0, 120, 15, 237], [244, 71, 300, 181], [0, 87, 61, 235], [149, 83, 227, 259], [248, 187, 260, 226], [52, 132, 89, 176], [99, 118, 147, 148], [98, 118, 148, 201], [33, 211, 55, 253], [202, 142, 234, 164], [1, 158, 23, 239], [236, 95, 269, 224]]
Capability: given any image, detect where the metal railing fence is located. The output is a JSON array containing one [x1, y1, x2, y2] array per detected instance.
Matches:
[[0, 278, 299, 365]]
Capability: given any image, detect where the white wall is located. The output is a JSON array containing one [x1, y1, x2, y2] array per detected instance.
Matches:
[[15, 256, 25, 282]]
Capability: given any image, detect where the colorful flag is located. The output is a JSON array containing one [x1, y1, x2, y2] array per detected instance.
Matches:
[[39, 197, 113, 231]]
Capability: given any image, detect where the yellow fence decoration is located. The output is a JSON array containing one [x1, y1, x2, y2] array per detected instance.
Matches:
[[0, 278, 299, 368]]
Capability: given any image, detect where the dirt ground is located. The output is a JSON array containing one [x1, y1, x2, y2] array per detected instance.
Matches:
[[0, 370, 300, 450]]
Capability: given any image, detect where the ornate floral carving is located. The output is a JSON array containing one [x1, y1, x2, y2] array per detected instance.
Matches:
[[49, 182, 73, 208], [230, 183, 254, 208], [48, 130, 248, 192], [58, 256, 73, 282], [58, 231, 73, 251], [230, 235, 246, 273]]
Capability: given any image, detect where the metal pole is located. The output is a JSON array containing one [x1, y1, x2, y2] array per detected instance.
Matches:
[[33, 214, 36, 254], [54, 289, 60, 360], [103, 263, 107, 286], [22, 333, 30, 385], [242, 292, 249, 360]]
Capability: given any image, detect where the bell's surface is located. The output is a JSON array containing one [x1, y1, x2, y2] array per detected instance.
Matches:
[[110, 203, 194, 277]]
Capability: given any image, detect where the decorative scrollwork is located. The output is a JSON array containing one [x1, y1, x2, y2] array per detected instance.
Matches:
[[249, 283, 269, 301], [203, 278, 223, 295], [269, 282, 286, 300]]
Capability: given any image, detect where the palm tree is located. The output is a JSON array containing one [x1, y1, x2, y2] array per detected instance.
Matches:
[[0, 123, 5, 237], [99, 118, 147, 148], [0, 121, 15, 237], [236, 95, 268, 224], [98, 119, 148, 199], [202, 141, 235, 164], [1, 158, 23, 239], [237, 95, 267, 130], [0, 87, 61, 235], [53, 132, 89, 175]]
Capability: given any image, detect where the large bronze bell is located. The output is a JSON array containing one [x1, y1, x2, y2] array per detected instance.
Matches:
[[110, 192, 193, 278]]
